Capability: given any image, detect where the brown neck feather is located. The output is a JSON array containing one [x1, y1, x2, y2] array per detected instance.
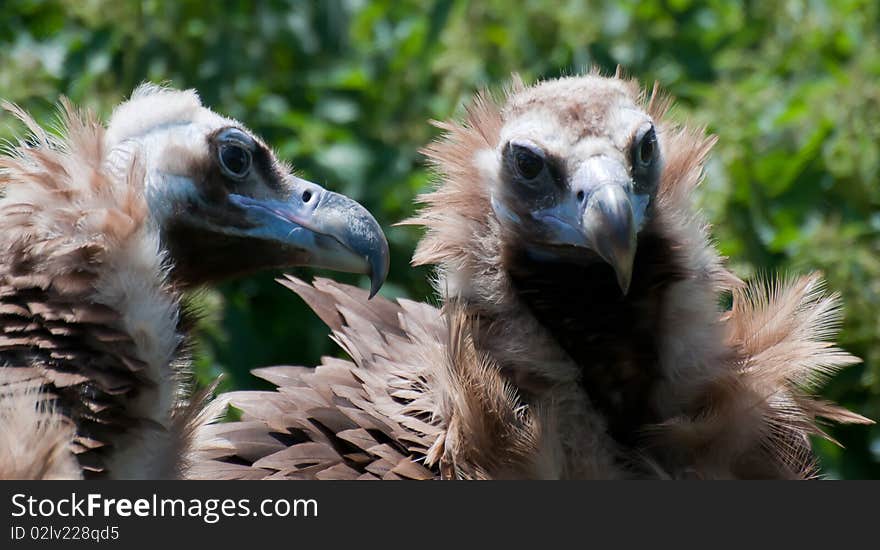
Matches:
[[505, 219, 687, 447]]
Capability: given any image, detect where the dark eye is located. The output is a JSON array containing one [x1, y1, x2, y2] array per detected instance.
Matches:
[[634, 127, 657, 169], [512, 144, 545, 180], [219, 143, 252, 178]]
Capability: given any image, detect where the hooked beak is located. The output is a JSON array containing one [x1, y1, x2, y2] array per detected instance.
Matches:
[[229, 178, 390, 297], [580, 185, 637, 294], [533, 156, 643, 295]]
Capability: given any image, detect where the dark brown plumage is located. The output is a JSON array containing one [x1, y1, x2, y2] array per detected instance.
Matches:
[[507, 226, 685, 447], [189, 277, 441, 479], [190, 70, 871, 480], [0, 85, 388, 479]]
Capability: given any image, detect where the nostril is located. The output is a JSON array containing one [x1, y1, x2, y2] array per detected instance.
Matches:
[[577, 190, 585, 203], [302, 190, 312, 203]]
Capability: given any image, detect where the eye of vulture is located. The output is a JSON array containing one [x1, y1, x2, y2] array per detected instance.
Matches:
[[190, 71, 871, 480], [0, 84, 389, 479]]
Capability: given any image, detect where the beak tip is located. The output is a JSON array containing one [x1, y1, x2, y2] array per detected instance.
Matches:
[[610, 250, 635, 296], [368, 274, 381, 299], [617, 274, 632, 296], [367, 239, 391, 300], [581, 184, 638, 299]]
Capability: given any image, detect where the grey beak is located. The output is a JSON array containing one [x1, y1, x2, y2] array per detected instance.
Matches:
[[309, 190, 390, 298], [229, 179, 389, 298], [581, 185, 637, 294], [531, 156, 640, 295]]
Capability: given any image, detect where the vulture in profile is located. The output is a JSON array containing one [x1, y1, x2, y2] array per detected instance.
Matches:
[[190, 70, 871, 480], [0, 85, 389, 479]]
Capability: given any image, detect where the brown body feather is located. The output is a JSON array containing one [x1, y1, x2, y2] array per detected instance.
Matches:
[[191, 72, 870, 479], [188, 276, 554, 480], [0, 99, 196, 478], [188, 277, 441, 480]]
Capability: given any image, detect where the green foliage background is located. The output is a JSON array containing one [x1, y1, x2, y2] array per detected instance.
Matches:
[[1, 0, 877, 478]]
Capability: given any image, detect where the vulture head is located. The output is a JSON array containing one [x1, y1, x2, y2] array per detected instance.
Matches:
[[416, 73, 686, 301], [104, 84, 389, 294], [485, 76, 661, 294]]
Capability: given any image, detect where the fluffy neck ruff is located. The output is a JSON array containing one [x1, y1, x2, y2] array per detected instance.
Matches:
[[0, 99, 191, 478]]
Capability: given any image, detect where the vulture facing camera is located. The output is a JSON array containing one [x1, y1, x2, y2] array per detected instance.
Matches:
[[190, 71, 871, 480], [0, 85, 389, 479]]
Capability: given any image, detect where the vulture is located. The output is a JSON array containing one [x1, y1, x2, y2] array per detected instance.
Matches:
[[0, 84, 389, 479], [190, 70, 871, 480]]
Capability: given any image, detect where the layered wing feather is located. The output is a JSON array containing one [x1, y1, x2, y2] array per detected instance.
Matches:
[[187, 276, 443, 480]]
